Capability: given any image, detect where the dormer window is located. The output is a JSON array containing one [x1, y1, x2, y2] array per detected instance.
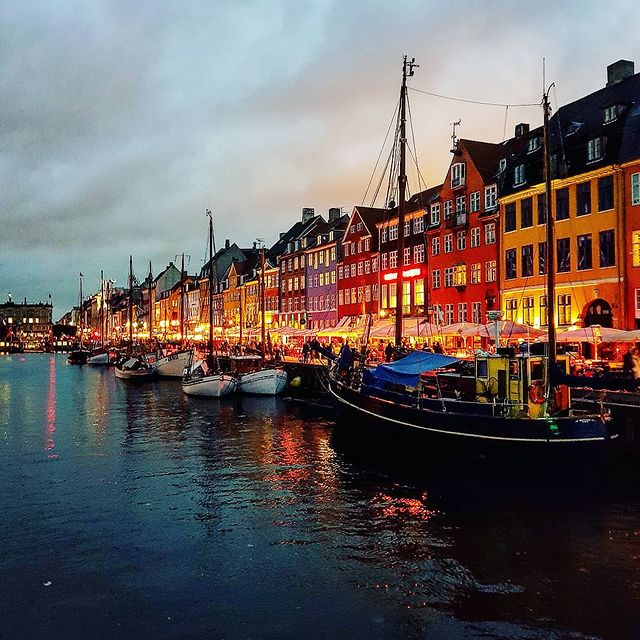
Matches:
[[514, 164, 526, 186], [566, 121, 583, 136], [451, 162, 466, 188], [527, 137, 541, 153], [587, 137, 603, 162], [604, 105, 618, 123], [498, 158, 507, 174]]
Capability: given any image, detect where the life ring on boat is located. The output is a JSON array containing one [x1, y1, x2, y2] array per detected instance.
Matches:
[[528, 380, 545, 404]]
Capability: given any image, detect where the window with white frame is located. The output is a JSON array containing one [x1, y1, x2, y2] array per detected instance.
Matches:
[[403, 247, 411, 266], [451, 162, 466, 188], [431, 236, 440, 255], [343, 244, 349, 257], [470, 191, 480, 212], [604, 105, 618, 123], [350, 264, 356, 277], [587, 137, 603, 162], [444, 267, 454, 287], [472, 301, 482, 324], [470, 262, 481, 284], [485, 184, 497, 210], [485, 260, 496, 282], [365, 286, 371, 302], [432, 269, 441, 289], [430, 203, 440, 225], [456, 231, 466, 251], [381, 227, 387, 242], [364, 238, 370, 251], [389, 251, 398, 268], [633, 173, 640, 206], [471, 227, 480, 247], [414, 244, 425, 263], [357, 261, 363, 275], [485, 222, 496, 244], [364, 260, 370, 274], [527, 137, 541, 153], [458, 303, 468, 322], [389, 224, 398, 240], [372, 257, 378, 272], [444, 304, 454, 325], [338, 290, 344, 305], [357, 222, 362, 231], [444, 200, 453, 219], [404, 220, 410, 237], [514, 164, 526, 186], [413, 216, 424, 233], [453, 264, 467, 287], [456, 194, 466, 214], [444, 234, 453, 253], [381, 254, 388, 270]]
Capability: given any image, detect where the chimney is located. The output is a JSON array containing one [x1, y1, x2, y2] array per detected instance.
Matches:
[[329, 207, 341, 222], [225, 239, 230, 249], [302, 207, 315, 224], [279, 232, 285, 239], [607, 60, 634, 86], [515, 123, 530, 138]]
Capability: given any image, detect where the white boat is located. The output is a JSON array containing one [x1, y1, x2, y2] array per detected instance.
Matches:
[[87, 351, 111, 366], [231, 355, 288, 395], [181, 359, 236, 397], [154, 350, 192, 378], [115, 357, 157, 381]]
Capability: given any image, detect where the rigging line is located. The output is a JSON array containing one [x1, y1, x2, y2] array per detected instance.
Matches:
[[408, 86, 541, 108], [370, 143, 395, 207], [406, 97, 429, 204], [372, 107, 401, 207], [362, 99, 400, 206], [502, 105, 509, 142]]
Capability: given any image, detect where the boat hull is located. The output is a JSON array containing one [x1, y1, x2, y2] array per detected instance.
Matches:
[[237, 368, 288, 395], [329, 376, 616, 450], [114, 366, 157, 381], [155, 350, 192, 378], [182, 374, 237, 397], [67, 349, 91, 365], [87, 352, 111, 366]]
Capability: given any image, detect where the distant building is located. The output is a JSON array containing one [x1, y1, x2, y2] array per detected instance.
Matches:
[[0, 299, 53, 349]]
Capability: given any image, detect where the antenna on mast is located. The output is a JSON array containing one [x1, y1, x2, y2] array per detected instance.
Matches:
[[450, 119, 462, 153]]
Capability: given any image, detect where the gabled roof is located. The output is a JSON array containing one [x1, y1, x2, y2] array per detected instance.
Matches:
[[460, 139, 508, 184], [406, 184, 442, 212]]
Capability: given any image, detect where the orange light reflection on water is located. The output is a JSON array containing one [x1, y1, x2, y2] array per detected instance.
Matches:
[[45, 356, 57, 459]]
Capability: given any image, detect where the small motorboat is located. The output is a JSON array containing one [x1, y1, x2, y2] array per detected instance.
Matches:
[[231, 355, 288, 395], [182, 358, 236, 397], [114, 356, 157, 381], [154, 349, 193, 378]]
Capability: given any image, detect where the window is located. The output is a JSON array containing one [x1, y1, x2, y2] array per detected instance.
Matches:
[[456, 231, 466, 251], [350, 264, 356, 277], [455, 195, 466, 214], [599, 230, 615, 267], [519, 197, 533, 229], [484, 223, 496, 244], [632, 173, 640, 206], [343, 244, 349, 257], [357, 222, 363, 231], [431, 236, 440, 256], [444, 200, 453, 219], [522, 296, 534, 325], [458, 303, 468, 323], [372, 257, 378, 272], [505, 299, 518, 322], [403, 247, 411, 266], [633, 231, 640, 267], [288, 259, 293, 271], [505, 203, 516, 232], [604, 105, 618, 123], [364, 286, 371, 303], [444, 234, 453, 253], [470, 191, 480, 212], [358, 287, 364, 303], [381, 284, 388, 309], [577, 234, 593, 270], [414, 280, 425, 306], [444, 304, 454, 325], [389, 283, 397, 308], [587, 137, 603, 162], [432, 269, 441, 289], [556, 188, 569, 220], [485, 184, 497, 210], [453, 264, 467, 287], [414, 244, 425, 263], [389, 251, 398, 268], [381, 253, 388, 270], [505, 249, 517, 279], [430, 203, 441, 225], [451, 162, 466, 188], [357, 261, 363, 275], [540, 295, 548, 326], [364, 238, 370, 251], [558, 294, 572, 326], [281, 262, 286, 273], [471, 263, 481, 284], [470, 227, 480, 247], [381, 227, 387, 242], [576, 182, 591, 216], [537, 193, 546, 224], [413, 216, 424, 233], [485, 260, 496, 282], [472, 302, 482, 324], [331, 247, 336, 261], [331, 271, 336, 284], [389, 224, 398, 240], [444, 267, 454, 287], [521, 244, 533, 277], [557, 238, 571, 272], [364, 260, 370, 274], [514, 164, 525, 186], [598, 175, 614, 211], [404, 220, 411, 237], [527, 137, 541, 152], [538, 241, 547, 275], [357, 240, 362, 253]]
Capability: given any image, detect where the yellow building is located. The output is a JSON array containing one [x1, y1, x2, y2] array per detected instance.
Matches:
[[500, 165, 624, 330]]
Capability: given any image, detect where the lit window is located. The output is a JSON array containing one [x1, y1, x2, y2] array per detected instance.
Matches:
[[632, 231, 640, 267]]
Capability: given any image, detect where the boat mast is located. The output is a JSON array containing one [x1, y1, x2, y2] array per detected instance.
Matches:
[[395, 55, 418, 347], [148, 261, 153, 342], [260, 245, 266, 361], [542, 85, 556, 409], [79, 272, 84, 348], [239, 282, 243, 346], [128, 255, 134, 350], [100, 269, 104, 349], [180, 252, 185, 346], [206, 210, 214, 356]]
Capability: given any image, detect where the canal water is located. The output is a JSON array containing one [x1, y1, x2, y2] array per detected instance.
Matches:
[[1, 353, 639, 640]]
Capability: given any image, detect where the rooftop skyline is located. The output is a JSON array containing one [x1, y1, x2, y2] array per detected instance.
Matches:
[[1, 0, 636, 315]]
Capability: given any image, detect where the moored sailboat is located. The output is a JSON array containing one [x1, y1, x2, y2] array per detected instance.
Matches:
[[68, 272, 91, 365]]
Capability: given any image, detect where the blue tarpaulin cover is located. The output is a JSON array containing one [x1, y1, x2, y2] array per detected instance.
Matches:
[[365, 351, 459, 388]]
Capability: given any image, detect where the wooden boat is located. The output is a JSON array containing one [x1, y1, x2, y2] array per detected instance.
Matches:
[[155, 349, 192, 378], [231, 355, 288, 395], [114, 356, 157, 381]]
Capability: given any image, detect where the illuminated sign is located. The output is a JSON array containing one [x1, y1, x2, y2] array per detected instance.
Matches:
[[403, 268, 422, 278], [383, 273, 398, 281]]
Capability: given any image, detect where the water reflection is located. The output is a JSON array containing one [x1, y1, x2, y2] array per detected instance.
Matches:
[[45, 355, 56, 457]]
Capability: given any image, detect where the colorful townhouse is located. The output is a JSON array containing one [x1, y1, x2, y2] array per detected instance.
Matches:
[[337, 205, 386, 327], [305, 209, 348, 331], [500, 60, 640, 330]]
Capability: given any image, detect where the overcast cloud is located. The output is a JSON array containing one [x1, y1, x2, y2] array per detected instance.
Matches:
[[1, 0, 637, 316]]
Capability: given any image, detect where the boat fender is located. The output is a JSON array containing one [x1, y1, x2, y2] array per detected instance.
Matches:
[[290, 376, 302, 388], [528, 380, 545, 404]]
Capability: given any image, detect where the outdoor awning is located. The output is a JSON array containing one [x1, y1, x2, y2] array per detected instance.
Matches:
[[538, 325, 638, 343]]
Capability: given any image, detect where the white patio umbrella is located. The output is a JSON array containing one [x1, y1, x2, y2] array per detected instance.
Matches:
[[460, 319, 545, 340]]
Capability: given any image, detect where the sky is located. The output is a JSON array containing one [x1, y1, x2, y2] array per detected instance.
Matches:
[[1, 0, 637, 318]]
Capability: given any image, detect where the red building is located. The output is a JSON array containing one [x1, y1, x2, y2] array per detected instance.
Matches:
[[337, 206, 386, 322], [426, 139, 507, 326]]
